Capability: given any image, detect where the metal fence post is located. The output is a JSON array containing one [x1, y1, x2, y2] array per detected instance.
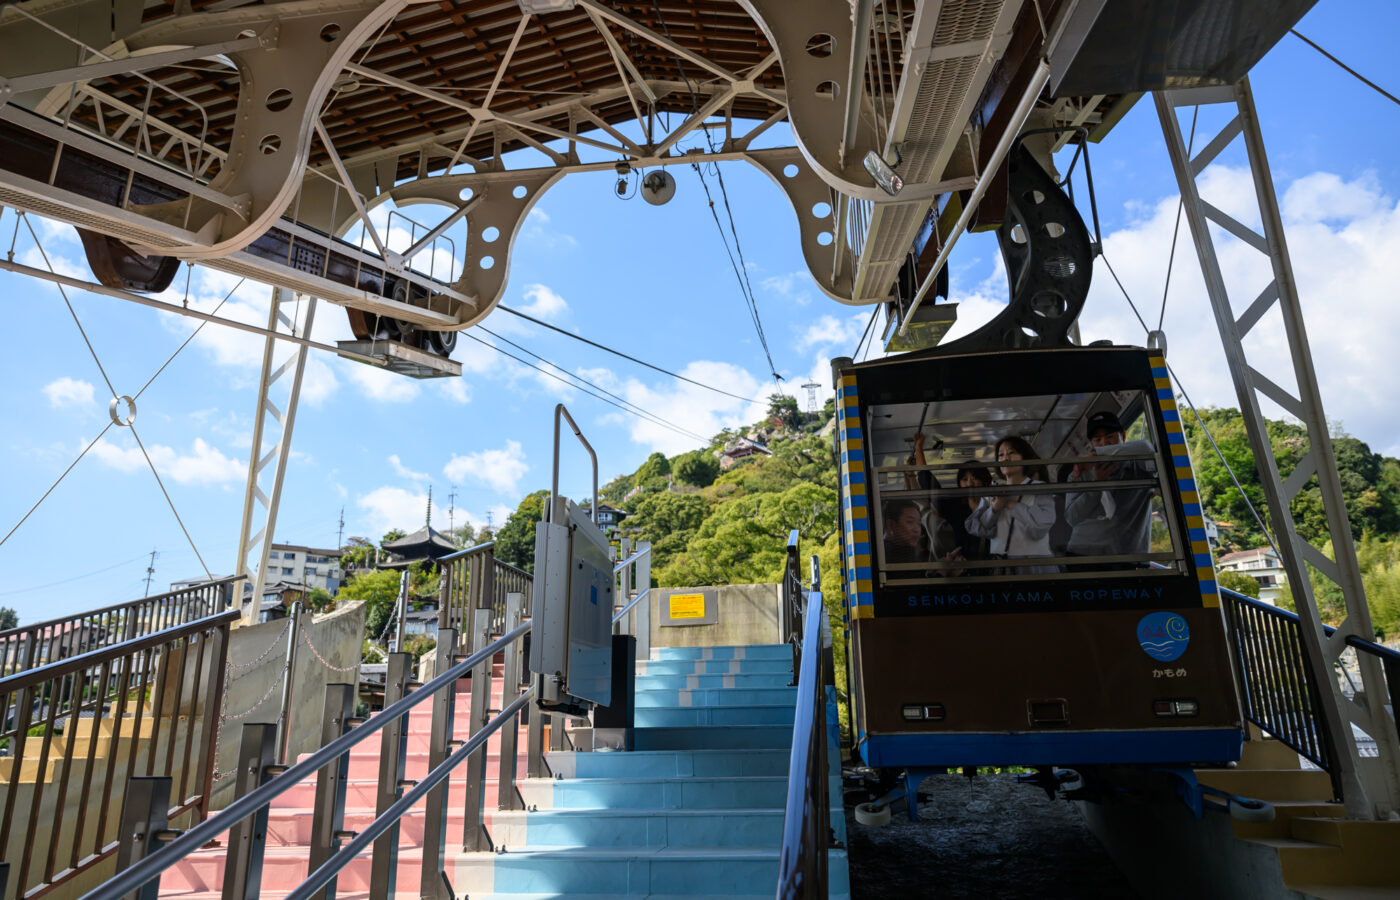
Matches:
[[308, 683, 354, 900], [222, 723, 277, 900], [636, 542, 651, 662], [421, 628, 458, 900], [370, 652, 410, 900], [462, 608, 493, 851], [497, 594, 525, 811], [195, 622, 231, 823], [393, 572, 409, 653], [114, 776, 172, 900], [527, 691, 548, 778], [277, 601, 303, 764]]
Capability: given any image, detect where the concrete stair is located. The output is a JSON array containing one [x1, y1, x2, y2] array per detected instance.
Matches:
[[451, 642, 850, 899], [155, 644, 850, 898], [1199, 731, 1400, 896]]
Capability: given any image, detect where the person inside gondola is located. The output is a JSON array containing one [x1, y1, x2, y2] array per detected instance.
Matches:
[[966, 436, 1058, 574], [954, 465, 992, 560], [1066, 410, 1155, 564]]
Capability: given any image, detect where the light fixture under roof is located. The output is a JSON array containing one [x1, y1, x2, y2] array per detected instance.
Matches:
[[516, 0, 576, 13]]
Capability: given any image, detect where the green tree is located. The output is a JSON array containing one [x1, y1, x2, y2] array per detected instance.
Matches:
[[305, 586, 335, 612], [336, 569, 404, 639], [341, 536, 375, 570], [767, 393, 801, 430], [624, 493, 713, 570], [1216, 570, 1260, 599], [495, 489, 550, 572], [382, 528, 406, 544], [635, 452, 671, 486], [673, 450, 720, 488], [0, 607, 17, 631]]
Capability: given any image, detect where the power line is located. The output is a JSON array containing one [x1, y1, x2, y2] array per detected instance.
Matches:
[[463, 332, 709, 442], [1290, 29, 1400, 109], [494, 303, 754, 402], [649, 0, 783, 390], [478, 325, 709, 441]]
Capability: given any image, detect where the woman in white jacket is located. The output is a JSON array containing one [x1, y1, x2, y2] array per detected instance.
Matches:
[[965, 436, 1059, 574]]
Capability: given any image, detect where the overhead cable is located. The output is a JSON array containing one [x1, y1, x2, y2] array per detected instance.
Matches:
[[476, 325, 709, 441], [464, 332, 710, 443], [1290, 29, 1400, 109], [649, 0, 784, 390], [1098, 251, 1278, 550], [495, 303, 754, 402]]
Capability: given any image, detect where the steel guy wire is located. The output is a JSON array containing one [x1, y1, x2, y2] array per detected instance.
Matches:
[[1291, 29, 1400, 109], [1158, 106, 1198, 333], [21, 212, 119, 401], [128, 424, 213, 580], [132, 275, 245, 401], [1098, 250, 1279, 549], [0, 421, 114, 550]]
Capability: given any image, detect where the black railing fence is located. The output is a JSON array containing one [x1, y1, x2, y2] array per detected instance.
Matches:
[[0, 608, 236, 900], [1221, 586, 1400, 801]]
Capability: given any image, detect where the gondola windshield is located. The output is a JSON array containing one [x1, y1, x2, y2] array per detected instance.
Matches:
[[864, 386, 1193, 614]]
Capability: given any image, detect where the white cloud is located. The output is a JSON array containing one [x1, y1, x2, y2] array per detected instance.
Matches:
[[1032, 165, 1400, 458], [436, 377, 471, 404], [521, 207, 577, 248], [762, 271, 813, 305], [90, 436, 245, 485], [357, 486, 434, 536], [388, 454, 429, 482], [42, 377, 95, 408], [517, 283, 568, 322], [797, 313, 867, 351], [344, 363, 422, 403], [443, 441, 530, 494], [608, 361, 769, 456], [300, 356, 340, 406]]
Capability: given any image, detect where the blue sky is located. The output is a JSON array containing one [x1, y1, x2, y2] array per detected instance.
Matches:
[[3, 0, 1399, 622]]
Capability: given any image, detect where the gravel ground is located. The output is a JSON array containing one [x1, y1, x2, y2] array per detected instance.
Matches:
[[844, 773, 1141, 899]]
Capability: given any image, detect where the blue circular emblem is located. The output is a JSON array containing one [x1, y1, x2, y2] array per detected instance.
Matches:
[[1137, 612, 1190, 662]]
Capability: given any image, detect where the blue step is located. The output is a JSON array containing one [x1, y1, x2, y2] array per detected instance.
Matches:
[[546, 749, 792, 778], [632, 724, 794, 751], [648, 645, 791, 661], [634, 687, 797, 708], [636, 659, 792, 676], [520, 775, 794, 810], [454, 847, 849, 896], [634, 704, 796, 727], [635, 672, 794, 690], [490, 807, 785, 848]]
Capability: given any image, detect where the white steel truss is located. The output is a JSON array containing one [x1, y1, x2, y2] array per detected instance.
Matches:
[[1156, 76, 1400, 819], [234, 286, 318, 627]]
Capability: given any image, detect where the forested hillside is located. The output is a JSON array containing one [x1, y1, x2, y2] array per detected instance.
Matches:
[[485, 398, 1400, 640]]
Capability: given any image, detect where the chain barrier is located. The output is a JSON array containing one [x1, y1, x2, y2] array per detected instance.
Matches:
[[211, 665, 287, 782], [301, 625, 359, 673], [225, 618, 292, 671]]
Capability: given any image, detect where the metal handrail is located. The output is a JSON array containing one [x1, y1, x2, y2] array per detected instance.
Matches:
[[0, 609, 239, 694], [776, 553, 829, 899], [614, 544, 651, 574], [289, 686, 535, 900], [438, 539, 496, 564], [0, 576, 241, 639], [612, 588, 651, 625], [84, 619, 532, 900]]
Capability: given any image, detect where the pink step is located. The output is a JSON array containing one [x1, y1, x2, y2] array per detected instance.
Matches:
[[164, 844, 427, 894]]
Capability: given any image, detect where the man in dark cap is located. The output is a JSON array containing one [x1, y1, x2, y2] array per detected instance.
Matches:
[[1065, 410, 1156, 562]]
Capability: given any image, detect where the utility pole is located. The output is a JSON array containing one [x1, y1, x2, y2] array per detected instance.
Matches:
[[447, 487, 457, 537], [144, 549, 158, 595], [336, 506, 345, 551]]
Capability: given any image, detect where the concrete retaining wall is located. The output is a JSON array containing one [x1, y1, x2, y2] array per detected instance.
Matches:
[[212, 600, 364, 808], [647, 584, 781, 649]]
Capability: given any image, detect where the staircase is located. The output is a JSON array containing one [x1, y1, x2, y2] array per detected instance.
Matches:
[[457, 642, 850, 899], [157, 642, 849, 898], [1198, 734, 1400, 898]]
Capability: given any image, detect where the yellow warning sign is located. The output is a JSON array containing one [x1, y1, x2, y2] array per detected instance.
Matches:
[[669, 593, 706, 619]]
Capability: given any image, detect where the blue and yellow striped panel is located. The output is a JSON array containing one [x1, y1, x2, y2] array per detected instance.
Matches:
[[838, 374, 875, 619], [1150, 355, 1219, 608]]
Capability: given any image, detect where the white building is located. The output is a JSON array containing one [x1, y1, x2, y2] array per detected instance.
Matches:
[[1217, 547, 1288, 604], [263, 543, 344, 594]]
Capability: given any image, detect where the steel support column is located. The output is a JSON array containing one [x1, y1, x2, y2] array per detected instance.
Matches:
[[234, 287, 318, 627], [1156, 76, 1400, 819]]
